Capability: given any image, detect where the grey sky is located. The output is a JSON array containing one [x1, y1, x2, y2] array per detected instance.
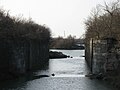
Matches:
[[0, 0, 116, 38]]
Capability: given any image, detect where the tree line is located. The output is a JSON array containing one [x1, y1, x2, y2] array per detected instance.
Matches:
[[0, 8, 51, 41], [50, 35, 75, 49], [50, 35, 84, 49]]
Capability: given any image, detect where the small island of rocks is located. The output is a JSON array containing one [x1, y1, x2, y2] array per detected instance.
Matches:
[[49, 51, 71, 59]]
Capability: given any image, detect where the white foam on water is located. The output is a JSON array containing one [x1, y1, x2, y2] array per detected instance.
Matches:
[[51, 74, 85, 77]]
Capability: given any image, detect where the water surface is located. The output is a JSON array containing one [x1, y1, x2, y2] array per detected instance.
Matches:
[[0, 49, 115, 90]]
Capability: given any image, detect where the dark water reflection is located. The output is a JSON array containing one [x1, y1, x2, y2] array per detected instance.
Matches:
[[0, 50, 116, 90]]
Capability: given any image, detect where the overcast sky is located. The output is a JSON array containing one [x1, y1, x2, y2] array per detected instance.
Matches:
[[0, 0, 116, 38]]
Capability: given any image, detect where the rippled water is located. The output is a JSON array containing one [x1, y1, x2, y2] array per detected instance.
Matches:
[[0, 49, 116, 90]]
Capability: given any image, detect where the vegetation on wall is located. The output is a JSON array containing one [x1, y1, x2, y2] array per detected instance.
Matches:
[[0, 8, 51, 41], [85, 1, 120, 89]]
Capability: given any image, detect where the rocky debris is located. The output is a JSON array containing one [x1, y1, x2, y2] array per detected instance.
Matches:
[[51, 73, 55, 76], [34, 75, 49, 79], [49, 51, 70, 59], [85, 73, 104, 80]]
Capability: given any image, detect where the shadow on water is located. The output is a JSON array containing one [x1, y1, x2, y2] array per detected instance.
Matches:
[[0, 63, 49, 89]]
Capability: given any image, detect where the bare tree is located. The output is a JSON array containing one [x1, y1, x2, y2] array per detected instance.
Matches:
[[85, 0, 120, 42]]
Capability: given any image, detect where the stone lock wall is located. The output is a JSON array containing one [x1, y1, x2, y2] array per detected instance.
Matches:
[[0, 38, 49, 75], [92, 39, 107, 74], [85, 38, 120, 75]]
